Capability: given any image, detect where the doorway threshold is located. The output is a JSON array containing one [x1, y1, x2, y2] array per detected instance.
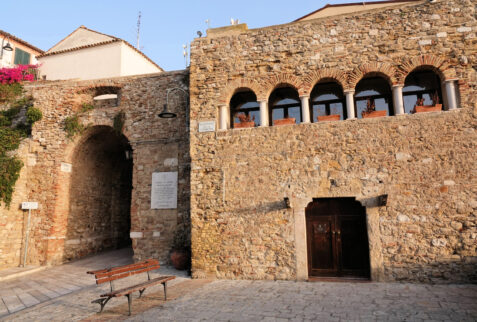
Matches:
[[308, 276, 371, 283]]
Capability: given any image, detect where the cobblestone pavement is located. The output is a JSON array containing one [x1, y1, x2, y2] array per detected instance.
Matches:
[[2, 252, 476, 322], [128, 280, 477, 322]]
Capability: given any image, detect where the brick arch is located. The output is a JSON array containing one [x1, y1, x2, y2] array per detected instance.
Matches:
[[261, 73, 304, 101], [348, 62, 397, 90], [219, 79, 262, 106], [398, 55, 454, 83], [302, 68, 347, 95]]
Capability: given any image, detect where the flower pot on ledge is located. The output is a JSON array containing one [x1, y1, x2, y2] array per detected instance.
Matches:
[[362, 110, 387, 119], [317, 114, 340, 122], [273, 118, 296, 126], [234, 121, 255, 128], [413, 104, 442, 114]]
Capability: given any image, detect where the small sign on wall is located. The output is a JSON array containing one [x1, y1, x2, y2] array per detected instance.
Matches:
[[60, 162, 72, 173], [151, 172, 178, 209], [21, 202, 38, 210], [198, 121, 215, 133]]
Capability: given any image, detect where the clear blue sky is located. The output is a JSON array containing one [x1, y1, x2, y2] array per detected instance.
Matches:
[[3, 0, 363, 71]]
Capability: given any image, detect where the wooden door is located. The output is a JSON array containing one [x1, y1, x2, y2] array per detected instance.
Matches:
[[306, 198, 370, 278]]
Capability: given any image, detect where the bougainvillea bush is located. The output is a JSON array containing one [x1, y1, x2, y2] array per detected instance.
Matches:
[[0, 64, 38, 84], [0, 64, 40, 207]]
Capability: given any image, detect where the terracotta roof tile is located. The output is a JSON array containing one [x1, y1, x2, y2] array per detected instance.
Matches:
[[0, 30, 44, 54]]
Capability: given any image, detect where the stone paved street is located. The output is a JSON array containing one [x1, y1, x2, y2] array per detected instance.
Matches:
[[128, 280, 477, 322], [2, 266, 476, 322], [0, 248, 134, 317]]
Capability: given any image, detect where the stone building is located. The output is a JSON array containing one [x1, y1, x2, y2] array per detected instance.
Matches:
[[1, 0, 476, 284]]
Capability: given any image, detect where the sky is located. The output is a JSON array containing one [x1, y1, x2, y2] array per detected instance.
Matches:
[[3, 0, 364, 71]]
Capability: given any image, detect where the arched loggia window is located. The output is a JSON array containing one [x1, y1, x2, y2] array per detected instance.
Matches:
[[269, 86, 302, 125], [355, 76, 393, 118], [230, 89, 260, 128], [310, 81, 346, 121], [403, 70, 443, 113]]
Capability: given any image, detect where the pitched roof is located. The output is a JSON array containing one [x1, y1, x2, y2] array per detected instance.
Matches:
[[0, 30, 44, 54], [37, 26, 162, 71], [294, 0, 421, 22]]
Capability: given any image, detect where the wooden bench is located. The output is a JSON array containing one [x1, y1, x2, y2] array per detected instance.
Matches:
[[87, 259, 175, 316]]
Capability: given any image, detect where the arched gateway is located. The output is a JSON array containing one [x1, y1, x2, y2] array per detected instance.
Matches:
[[305, 198, 370, 279], [64, 126, 133, 261]]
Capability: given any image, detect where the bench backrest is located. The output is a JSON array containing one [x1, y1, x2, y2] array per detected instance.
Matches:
[[87, 259, 160, 285]]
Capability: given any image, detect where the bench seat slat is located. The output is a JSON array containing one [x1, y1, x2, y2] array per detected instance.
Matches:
[[99, 276, 176, 298], [96, 265, 160, 284], [87, 259, 159, 275], [94, 264, 160, 280]]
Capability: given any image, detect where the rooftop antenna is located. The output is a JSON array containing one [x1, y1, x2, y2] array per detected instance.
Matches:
[[205, 19, 210, 28], [136, 11, 142, 49]]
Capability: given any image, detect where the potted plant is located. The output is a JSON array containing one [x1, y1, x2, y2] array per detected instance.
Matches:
[[273, 115, 296, 126], [234, 113, 255, 128], [412, 92, 442, 113], [170, 226, 190, 270], [317, 114, 340, 122], [361, 97, 386, 118]]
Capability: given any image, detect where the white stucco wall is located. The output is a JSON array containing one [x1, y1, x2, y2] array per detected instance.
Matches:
[[119, 43, 161, 76], [39, 42, 122, 80], [0, 40, 40, 68], [39, 42, 161, 81], [49, 28, 113, 52]]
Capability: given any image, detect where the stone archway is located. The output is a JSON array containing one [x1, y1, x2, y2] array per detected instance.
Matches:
[[64, 126, 133, 261]]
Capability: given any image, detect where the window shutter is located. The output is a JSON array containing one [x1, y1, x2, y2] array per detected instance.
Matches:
[[14, 48, 31, 65]]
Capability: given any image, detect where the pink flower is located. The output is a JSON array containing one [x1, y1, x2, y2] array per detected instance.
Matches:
[[0, 65, 39, 84]]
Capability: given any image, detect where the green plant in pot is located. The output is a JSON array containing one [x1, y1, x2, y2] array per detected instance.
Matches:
[[170, 225, 191, 270]]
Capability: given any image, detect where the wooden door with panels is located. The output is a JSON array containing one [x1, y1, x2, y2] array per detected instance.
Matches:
[[306, 198, 370, 278]]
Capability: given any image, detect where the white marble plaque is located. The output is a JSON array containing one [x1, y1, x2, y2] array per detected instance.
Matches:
[[198, 121, 215, 132], [151, 172, 178, 209], [60, 162, 72, 173]]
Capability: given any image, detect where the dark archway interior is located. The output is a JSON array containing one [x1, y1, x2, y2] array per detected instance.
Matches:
[[230, 89, 260, 127], [355, 76, 394, 118], [65, 126, 132, 261]]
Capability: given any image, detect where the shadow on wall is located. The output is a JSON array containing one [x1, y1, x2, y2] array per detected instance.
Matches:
[[64, 125, 133, 262]]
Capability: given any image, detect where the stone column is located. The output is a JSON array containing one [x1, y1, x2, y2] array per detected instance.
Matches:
[[219, 105, 228, 130], [445, 80, 458, 110], [300, 96, 311, 123], [344, 90, 356, 119], [392, 85, 405, 115], [259, 100, 268, 127]]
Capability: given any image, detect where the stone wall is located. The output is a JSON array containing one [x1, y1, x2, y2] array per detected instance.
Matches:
[[0, 70, 190, 268], [189, 0, 477, 282]]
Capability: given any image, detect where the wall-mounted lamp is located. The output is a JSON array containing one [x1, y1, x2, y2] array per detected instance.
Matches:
[[378, 194, 388, 207], [1, 37, 13, 59], [158, 87, 188, 119], [284, 197, 291, 209]]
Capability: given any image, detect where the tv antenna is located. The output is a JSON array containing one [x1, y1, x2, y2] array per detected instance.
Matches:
[[136, 11, 142, 49]]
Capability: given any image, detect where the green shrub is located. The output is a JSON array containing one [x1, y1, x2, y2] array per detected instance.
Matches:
[[0, 156, 23, 207], [11, 95, 33, 109], [26, 107, 42, 124], [81, 103, 94, 113], [0, 128, 22, 154], [64, 114, 83, 138], [0, 83, 23, 103], [113, 111, 126, 134]]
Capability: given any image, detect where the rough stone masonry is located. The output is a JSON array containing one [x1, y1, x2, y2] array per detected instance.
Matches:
[[1, 0, 476, 284]]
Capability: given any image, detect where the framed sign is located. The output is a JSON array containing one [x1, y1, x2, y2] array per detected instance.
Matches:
[[151, 172, 178, 209], [198, 121, 215, 132]]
